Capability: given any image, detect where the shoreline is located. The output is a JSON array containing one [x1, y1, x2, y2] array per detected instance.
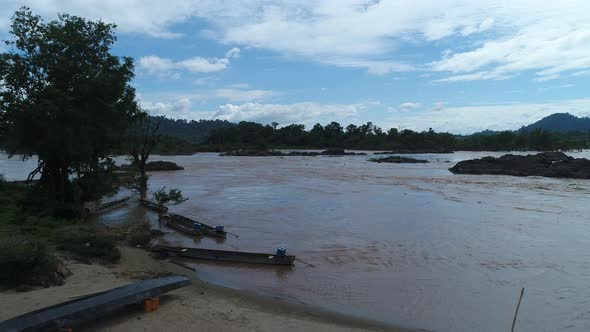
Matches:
[[1, 246, 417, 332]]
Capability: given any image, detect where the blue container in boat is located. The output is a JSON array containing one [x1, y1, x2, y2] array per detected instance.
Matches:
[[193, 223, 202, 230], [215, 225, 224, 232], [276, 247, 287, 256]]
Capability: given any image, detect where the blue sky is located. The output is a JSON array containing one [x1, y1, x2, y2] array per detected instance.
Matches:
[[2, 1, 590, 134]]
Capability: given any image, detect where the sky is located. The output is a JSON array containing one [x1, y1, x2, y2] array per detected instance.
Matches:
[[1, 1, 590, 134]]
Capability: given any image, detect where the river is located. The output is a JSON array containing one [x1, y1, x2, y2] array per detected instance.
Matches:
[[2, 151, 590, 331]]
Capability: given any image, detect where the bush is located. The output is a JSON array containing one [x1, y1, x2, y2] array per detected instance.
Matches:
[[127, 222, 153, 247], [0, 237, 59, 287], [153, 187, 188, 206], [53, 226, 120, 263]]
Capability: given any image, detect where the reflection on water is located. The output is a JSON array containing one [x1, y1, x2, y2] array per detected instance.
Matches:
[[2, 151, 590, 332]]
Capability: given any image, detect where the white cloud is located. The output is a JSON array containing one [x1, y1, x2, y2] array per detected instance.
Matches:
[[142, 97, 192, 115], [572, 70, 590, 77], [398, 102, 421, 111], [431, 4, 590, 82], [213, 88, 274, 102], [138, 94, 374, 127], [138, 48, 238, 76], [225, 47, 240, 59], [3, 1, 590, 78], [213, 102, 368, 127], [431, 102, 447, 111], [434, 71, 511, 83], [390, 99, 590, 134]]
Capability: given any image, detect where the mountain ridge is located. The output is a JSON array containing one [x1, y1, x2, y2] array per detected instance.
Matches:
[[519, 113, 590, 132]]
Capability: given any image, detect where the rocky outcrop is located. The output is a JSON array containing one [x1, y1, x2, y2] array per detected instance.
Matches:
[[449, 152, 590, 179], [369, 156, 428, 163], [320, 148, 367, 156], [145, 161, 184, 171], [220, 150, 285, 156], [374, 149, 453, 154], [220, 149, 367, 156]]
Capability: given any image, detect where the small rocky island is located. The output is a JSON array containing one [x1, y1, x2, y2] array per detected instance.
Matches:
[[374, 149, 453, 154], [220, 148, 367, 157], [449, 152, 590, 179], [369, 156, 428, 163], [145, 161, 184, 171]]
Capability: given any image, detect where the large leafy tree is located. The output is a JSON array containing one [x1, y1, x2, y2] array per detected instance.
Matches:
[[0, 8, 139, 209]]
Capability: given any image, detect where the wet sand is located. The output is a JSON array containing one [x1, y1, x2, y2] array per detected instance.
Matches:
[[0, 247, 411, 332]]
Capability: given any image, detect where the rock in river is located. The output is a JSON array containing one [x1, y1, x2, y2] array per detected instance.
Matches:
[[449, 152, 590, 179], [220, 149, 367, 156], [368, 156, 428, 163], [145, 161, 184, 171], [373, 149, 453, 154]]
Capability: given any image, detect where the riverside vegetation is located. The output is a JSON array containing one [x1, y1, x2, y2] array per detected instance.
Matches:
[[0, 8, 184, 289], [139, 116, 590, 155]]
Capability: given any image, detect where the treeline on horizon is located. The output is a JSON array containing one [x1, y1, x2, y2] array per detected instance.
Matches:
[[148, 117, 590, 153]]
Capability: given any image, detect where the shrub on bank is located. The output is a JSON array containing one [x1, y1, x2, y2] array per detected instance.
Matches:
[[54, 226, 120, 263], [0, 237, 60, 287]]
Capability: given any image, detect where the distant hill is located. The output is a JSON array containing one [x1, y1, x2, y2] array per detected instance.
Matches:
[[520, 113, 590, 132], [150, 116, 235, 142]]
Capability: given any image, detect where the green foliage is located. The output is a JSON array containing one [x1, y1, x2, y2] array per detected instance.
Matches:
[[204, 120, 590, 152], [152, 135, 200, 155], [152, 116, 235, 143], [153, 187, 188, 206], [0, 7, 139, 212], [206, 121, 457, 151], [0, 183, 25, 224], [53, 226, 120, 263], [0, 237, 58, 287], [0, 173, 5, 192]]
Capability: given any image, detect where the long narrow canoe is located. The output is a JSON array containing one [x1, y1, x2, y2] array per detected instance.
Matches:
[[0, 276, 190, 332], [98, 196, 131, 211], [83, 196, 131, 215], [152, 245, 295, 266], [162, 213, 228, 239], [160, 214, 203, 238], [140, 199, 169, 214]]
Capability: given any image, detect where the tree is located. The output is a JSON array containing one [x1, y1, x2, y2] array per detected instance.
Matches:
[[0, 8, 139, 211], [129, 112, 161, 198], [152, 187, 188, 206]]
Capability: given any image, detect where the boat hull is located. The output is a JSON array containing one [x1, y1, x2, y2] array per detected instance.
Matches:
[[140, 199, 169, 213], [166, 213, 227, 239], [0, 276, 190, 332], [153, 245, 295, 266], [161, 215, 203, 237]]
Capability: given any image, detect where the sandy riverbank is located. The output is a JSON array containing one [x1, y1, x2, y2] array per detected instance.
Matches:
[[0, 246, 415, 331]]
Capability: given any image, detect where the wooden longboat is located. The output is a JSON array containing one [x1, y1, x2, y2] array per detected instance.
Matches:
[[163, 213, 228, 239], [100, 196, 131, 210], [0, 276, 190, 332], [152, 245, 295, 266], [160, 214, 203, 238], [84, 196, 131, 215], [140, 199, 169, 213]]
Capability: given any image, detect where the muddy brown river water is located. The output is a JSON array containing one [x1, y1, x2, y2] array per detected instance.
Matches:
[[2, 151, 590, 332]]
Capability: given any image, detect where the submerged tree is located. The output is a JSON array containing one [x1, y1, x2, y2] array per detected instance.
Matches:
[[0, 8, 139, 212], [152, 187, 188, 206], [128, 112, 161, 199]]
